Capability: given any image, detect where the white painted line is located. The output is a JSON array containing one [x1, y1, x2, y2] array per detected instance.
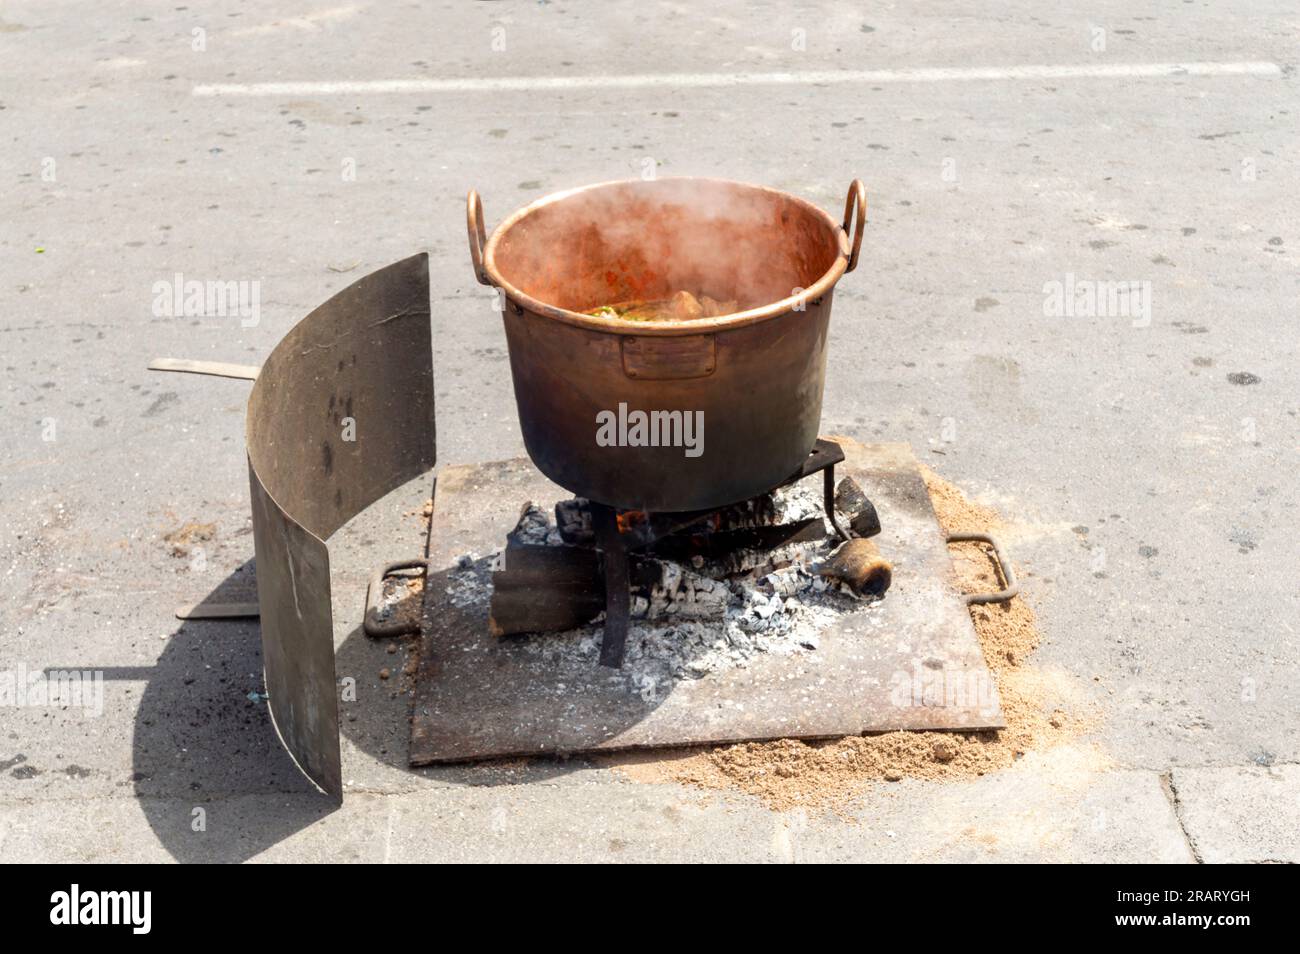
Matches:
[[193, 61, 1282, 97]]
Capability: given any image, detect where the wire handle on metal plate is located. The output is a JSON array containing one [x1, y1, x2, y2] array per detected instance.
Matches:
[[944, 532, 1019, 605], [842, 179, 866, 273], [467, 189, 490, 285], [363, 559, 429, 638]]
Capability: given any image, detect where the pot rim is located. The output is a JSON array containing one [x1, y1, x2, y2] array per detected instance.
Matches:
[[481, 177, 851, 337]]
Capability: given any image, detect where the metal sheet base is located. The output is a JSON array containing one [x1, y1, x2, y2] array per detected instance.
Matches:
[[409, 440, 1004, 765]]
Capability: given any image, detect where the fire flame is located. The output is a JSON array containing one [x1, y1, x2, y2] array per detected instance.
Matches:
[[616, 510, 647, 534]]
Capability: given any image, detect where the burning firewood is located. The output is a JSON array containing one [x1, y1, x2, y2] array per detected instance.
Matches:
[[635, 561, 731, 620], [650, 517, 824, 577], [490, 493, 840, 637], [488, 544, 733, 636], [555, 498, 594, 546], [556, 494, 784, 549], [818, 538, 892, 599]]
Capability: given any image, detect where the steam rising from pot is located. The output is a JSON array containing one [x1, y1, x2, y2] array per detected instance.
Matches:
[[488, 179, 840, 320]]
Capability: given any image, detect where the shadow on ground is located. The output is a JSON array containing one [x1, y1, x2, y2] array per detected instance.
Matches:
[[128, 559, 332, 862], [131, 558, 588, 862]]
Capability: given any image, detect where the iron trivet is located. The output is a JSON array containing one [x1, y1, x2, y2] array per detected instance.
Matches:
[[566, 437, 856, 669]]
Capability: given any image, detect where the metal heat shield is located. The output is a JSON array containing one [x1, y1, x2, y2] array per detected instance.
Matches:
[[246, 252, 434, 801]]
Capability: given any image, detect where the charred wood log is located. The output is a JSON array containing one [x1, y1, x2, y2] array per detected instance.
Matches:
[[487, 545, 604, 637], [834, 475, 869, 513], [494, 496, 838, 637], [635, 561, 732, 620], [710, 493, 778, 531], [818, 537, 892, 599], [834, 476, 882, 539], [649, 517, 825, 577], [555, 492, 788, 551], [507, 502, 561, 548], [555, 498, 594, 546], [488, 544, 742, 636]]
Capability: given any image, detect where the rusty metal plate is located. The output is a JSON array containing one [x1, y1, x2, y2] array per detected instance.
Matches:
[[247, 252, 434, 800], [409, 439, 1003, 765]]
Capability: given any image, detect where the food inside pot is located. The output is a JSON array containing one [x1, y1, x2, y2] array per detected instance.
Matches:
[[586, 290, 739, 322]]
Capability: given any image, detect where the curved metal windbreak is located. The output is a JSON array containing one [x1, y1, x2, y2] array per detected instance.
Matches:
[[246, 253, 434, 800]]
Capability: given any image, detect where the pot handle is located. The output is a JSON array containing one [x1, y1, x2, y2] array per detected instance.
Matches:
[[841, 179, 866, 273], [467, 189, 491, 285]]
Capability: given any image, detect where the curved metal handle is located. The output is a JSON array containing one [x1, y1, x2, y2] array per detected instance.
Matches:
[[467, 189, 491, 285], [363, 558, 428, 638], [841, 179, 866, 273], [945, 532, 1019, 605]]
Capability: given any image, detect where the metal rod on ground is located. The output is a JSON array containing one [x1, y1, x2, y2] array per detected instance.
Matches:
[[174, 602, 261, 620], [148, 358, 261, 380]]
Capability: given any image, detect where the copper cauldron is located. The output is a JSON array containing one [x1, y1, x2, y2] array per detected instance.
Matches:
[[467, 177, 865, 512]]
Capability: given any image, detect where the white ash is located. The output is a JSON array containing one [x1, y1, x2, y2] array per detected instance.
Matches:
[[507, 503, 565, 547], [446, 552, 494, 609], [703, 534, 822, 579], [516, 582, 863, 702], [771, 479, 826, 525], [637, 561, 731, 619], [445, 481, 878, 695]]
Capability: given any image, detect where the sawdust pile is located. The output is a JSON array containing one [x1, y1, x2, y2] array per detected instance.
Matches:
[[615, 464, 1094, 811]]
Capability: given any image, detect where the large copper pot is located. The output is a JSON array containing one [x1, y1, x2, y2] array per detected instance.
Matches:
[[467, 177, 865, 512]]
